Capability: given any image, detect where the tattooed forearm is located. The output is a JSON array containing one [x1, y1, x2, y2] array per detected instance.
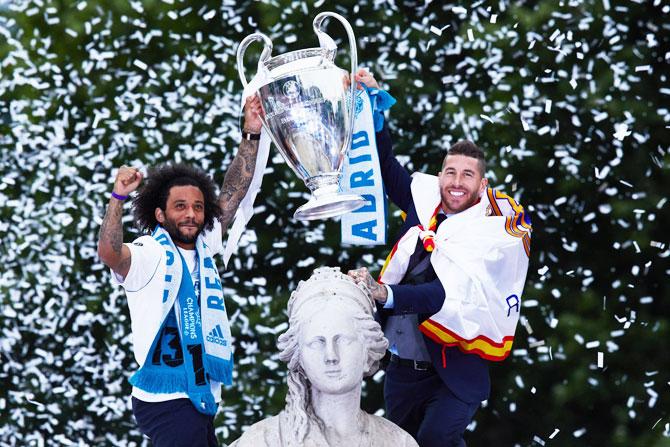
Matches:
[[99, 198, 124, 254], [219, 139, 259, 232], [97, 198, 130, 274]]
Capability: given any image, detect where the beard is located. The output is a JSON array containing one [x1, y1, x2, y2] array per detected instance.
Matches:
[[441, 188, 480, 214], [162, 218, 203, 245]]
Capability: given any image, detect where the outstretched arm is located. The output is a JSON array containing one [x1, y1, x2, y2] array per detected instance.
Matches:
[[375, 125, 413, 211], [218, 95, 263, 236], [347, 267, 445, 316], [98, 166, 143, 278], [355, 69, 412, 211]]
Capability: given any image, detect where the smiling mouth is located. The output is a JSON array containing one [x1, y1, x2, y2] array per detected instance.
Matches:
[[449, 190, 466, 197]]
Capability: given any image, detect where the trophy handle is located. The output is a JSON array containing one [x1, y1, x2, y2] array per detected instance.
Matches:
[[313, 12, 358, 144], [236, 32, 273, 88]]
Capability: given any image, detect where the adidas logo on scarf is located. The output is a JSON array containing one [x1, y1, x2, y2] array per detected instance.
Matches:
[[207, 324, 228, 346]]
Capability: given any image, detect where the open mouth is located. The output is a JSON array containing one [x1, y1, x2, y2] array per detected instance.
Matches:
[[449, 190, 466, 197]]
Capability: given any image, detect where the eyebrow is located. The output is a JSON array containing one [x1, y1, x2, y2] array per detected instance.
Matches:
[[173, 199, 204, 204], [445, 167, 476, 174]]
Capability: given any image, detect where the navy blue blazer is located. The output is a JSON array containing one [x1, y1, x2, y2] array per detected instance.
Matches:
[[376, 125, 490, 404]]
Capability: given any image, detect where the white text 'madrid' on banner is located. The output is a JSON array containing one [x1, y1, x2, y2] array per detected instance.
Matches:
[[340, 89, 387, 246]]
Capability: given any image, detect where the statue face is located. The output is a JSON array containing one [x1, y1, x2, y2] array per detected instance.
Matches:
[[299, 301, 367, 395]]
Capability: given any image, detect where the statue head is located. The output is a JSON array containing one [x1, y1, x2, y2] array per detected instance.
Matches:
[[276, 267, 388, 445]]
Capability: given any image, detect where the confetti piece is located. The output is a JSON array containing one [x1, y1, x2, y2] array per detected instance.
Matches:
[[133, 59, 148, 70], [203, 9, 216, 20], [549, 429, 560, 439], [515, 375, 525, 388], [613, 123, 632, 140]]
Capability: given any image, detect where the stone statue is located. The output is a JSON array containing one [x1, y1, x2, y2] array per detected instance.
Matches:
[[230, 267, 418, 447]]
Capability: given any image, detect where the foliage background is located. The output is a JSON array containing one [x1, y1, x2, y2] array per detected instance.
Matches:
[[1, 0, 668, 445]]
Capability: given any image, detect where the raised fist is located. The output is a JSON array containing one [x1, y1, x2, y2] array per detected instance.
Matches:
[[113, 165, 143, 196]]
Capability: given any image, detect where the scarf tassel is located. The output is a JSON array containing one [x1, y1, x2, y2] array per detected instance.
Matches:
[[205, 355, 234, 386], [129, 368, 187, 394]]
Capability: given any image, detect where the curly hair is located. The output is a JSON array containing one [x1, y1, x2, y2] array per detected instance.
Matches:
[[131, 163, 222, 233]]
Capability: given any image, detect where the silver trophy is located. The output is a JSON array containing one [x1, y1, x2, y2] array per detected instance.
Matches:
[[237, 12, 366, 221]]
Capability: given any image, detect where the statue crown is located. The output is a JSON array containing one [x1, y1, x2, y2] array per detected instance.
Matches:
[[288, 266, 374, 319]]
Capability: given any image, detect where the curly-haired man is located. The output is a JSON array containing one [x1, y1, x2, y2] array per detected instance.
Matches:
[[98, 96, 263, 446]]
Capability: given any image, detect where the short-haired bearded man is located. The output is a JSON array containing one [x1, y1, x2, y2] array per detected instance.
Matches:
[[348, 71, 531, 447], [97, 96, 263, 447]]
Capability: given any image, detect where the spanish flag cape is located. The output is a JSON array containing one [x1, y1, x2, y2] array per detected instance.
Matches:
[[379, 173, 531, 361]]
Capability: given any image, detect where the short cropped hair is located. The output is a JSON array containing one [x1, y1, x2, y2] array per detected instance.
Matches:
[[131, 163, 222, 233], [443, 140, 487, 176]]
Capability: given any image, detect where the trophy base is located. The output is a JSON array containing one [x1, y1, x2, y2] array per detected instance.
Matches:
[[294, 192, 366, 221]]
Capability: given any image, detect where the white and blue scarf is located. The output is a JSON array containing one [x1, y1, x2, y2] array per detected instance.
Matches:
[[130, 226, 233, 415], [340, 86, 395, 246]]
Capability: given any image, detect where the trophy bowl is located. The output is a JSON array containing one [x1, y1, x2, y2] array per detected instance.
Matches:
[[237, 12, 366, 221]]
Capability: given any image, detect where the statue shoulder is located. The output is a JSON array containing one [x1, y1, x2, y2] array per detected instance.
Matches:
[[228, 415, 281, 447], [366, 414, 419, 447]]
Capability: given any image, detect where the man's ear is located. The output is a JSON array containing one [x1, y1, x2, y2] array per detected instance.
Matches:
[[155, 207, 165, 224], [480, 177, 489, 192]]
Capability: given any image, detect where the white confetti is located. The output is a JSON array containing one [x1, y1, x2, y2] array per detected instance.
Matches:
[[133, 59, 148, 70], [613, 123, 632, 141]]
